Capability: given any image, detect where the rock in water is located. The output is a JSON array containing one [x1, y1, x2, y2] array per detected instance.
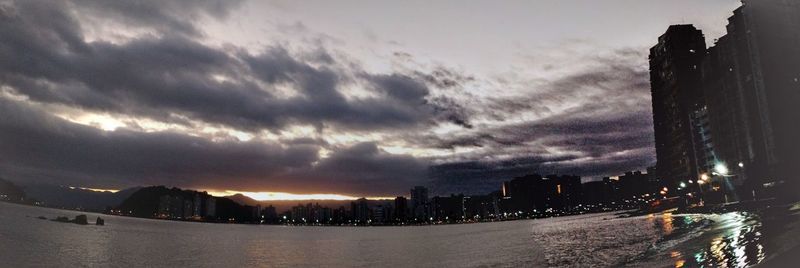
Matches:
[[96, 217, 104, 226], [73, 215, 88, 225]]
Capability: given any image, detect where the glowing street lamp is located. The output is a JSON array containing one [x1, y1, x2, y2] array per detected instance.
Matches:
[[714, 163, 729, 176]]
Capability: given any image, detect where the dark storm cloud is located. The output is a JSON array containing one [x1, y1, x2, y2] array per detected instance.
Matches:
[[301, 142, 428, 195], [0, 97, 426, 196], [0, 97, 311, 187], [0, 0, 469, 133], [0, 0, 659, 196], [425, 49, 656, 194]]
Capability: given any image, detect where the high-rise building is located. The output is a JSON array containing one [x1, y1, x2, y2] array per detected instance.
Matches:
[[409, 186, 429, 220], [651, 0, 800, 201], [649, 25, 708, 188], [350, 198, 370, 224], [700, 0, 800, 198], [192, 194, 202, 217], [372, 204, 391, 223], [430, 194, 464, 221], [502, 174, 541, 213], [205, 197, 216, 218], [262, 205, 278, 223], [393, 196, 408, 222]]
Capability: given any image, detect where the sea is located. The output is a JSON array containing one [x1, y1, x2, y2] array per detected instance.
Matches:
[[1, 201, 799, 267]]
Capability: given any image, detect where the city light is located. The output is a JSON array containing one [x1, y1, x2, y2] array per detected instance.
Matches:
[[714, 163, 729, 176]]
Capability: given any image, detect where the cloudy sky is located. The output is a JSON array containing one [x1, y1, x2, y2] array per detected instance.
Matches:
[[0, 0, 741, 197]]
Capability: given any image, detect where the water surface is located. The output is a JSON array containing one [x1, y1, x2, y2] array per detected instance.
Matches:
[[1, 202, 798, 267]]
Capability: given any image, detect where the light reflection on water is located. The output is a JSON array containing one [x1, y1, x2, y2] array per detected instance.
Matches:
[[668, 212, 767, 268]]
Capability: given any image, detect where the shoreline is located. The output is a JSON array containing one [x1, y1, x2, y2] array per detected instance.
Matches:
[[2, 200, 631, 227]]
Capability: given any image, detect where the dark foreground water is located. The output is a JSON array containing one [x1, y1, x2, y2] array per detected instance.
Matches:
[[1, 202, 799, 267]]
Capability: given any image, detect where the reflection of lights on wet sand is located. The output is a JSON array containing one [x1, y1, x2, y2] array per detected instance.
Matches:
[[671, 251, 685, 267], [709, 236, 727, 264], [694, 252, 706, 264], [661, 212, 674, 235], [697, 212, 766, 267]]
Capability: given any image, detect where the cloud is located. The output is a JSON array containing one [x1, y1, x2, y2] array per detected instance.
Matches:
[[423, 49, 656, 194], [0, 0, 471, 134], [0, 97, 429, 196], [72, 0, 245, 37], [301, 142, 428, 195], [0, 0, 658, 196]]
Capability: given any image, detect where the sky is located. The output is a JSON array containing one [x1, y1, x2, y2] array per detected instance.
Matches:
[[0, 0, 742, 198]]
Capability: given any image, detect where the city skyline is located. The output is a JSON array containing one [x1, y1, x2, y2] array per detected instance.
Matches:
[[0, 0, 742, 198]]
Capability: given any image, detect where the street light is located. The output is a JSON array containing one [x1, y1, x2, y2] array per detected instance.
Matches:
[[714, 163, 729, 176]]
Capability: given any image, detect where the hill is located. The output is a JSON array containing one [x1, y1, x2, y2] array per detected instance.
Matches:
[[22, 184, 140, 212], [0, 178, 27, 203]]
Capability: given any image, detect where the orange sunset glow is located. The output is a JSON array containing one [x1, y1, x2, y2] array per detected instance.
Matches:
[[203, 190, 396, 201]]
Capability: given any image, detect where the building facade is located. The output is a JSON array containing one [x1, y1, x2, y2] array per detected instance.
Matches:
[[653, 0, 800, 200], [649, 24, 709, 188]]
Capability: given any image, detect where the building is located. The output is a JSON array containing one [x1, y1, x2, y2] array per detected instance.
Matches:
[[700, 0, 800, 199], [205, 197, 216, 218], [192, 194, 202, 218], [649, 24, 709, 189], [544, 175, 583, 210], [409, 186, 429, 221], [182, 199, 193, 219], [372, 204, 391, 224], [501, 174, 542, 213], [430, 194, 464, 221], [499, 174, 584, 215], [262, 205, 278, 223], [157, 195, 184, 219], [463, 194, 500, 220], [393, 196, 408, 222], [582, 179, 616, 207], [616, 171, 656, 200], [652, 0, 800, 201], [350, 198, 370, 224]]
